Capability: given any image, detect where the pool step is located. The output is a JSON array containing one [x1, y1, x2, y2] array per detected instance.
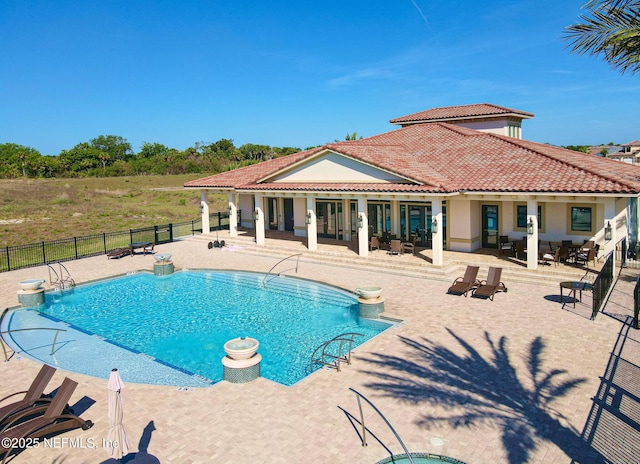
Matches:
[[190, 270, 356, 307]]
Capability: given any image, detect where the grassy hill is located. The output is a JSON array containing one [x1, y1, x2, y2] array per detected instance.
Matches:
[[0, 175, 227, 247]]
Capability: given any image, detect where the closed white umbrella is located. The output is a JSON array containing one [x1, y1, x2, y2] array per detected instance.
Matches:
[[106, 368, 130, 460]]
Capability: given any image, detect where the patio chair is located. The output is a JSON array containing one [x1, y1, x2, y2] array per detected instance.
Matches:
[[401, 236, 417, 255], [499, 235, 513, 257], [447, 265, 480, 297], [575, 248, 597, 268], [557, 246, 571, 264], [0, 377, 93, 463], [388, 239, 402, 255], [541, 247, 561, 267], [582, 240, 595, 250], [515, 240, 526, 260], [0, 365, 56, 427], [472, 267, 507, 301], [369, 236, 380, 252]]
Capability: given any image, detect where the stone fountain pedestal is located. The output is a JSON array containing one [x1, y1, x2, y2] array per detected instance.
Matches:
[[17, 280, 46, 307], [222, 337, 261, 383], [355, 286, 384, 318], [153, 254, 174, 276], [357, 296, 385, 318]]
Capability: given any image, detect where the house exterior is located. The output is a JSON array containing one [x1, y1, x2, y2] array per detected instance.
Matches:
[[608, 140, 640, 164], [184, 103, 640, 269]]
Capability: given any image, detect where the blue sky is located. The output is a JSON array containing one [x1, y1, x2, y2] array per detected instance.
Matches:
[[2, 1, 639, 156]]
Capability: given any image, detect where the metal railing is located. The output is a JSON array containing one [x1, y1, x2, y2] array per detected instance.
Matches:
[[0, 308, 67, 362], [634, 276, 640, 330], [591, 236, 628, 320], [47, 262, 75, 290], [261, 253, 302, 287], [348, 387, 415, 464], [310, 333, 363, 373], [0, 211, 237, 274], [592, 250, 614, 320]]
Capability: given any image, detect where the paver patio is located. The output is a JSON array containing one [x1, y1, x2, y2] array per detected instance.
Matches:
[[0, 233, 638, 464]]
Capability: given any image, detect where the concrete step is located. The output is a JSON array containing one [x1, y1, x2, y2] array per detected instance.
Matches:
[[191, 234, 590, 288]]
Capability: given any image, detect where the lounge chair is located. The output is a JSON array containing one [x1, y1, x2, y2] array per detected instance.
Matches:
[[447, 265, 480, 297], [0, 365, 56, 427], [472, 267, 507, 300], [107, 248, 131, 259], [0, 377, 93, 463]]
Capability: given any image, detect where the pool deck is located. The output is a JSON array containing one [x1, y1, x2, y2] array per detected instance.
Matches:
[[1, 233, 639, 463]]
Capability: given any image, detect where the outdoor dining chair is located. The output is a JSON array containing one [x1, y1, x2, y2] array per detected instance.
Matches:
[[369, 236, 380, 252], [499, 235, 513, 257], [402, 237, 417, 255], [575, 248, 597, 268], [388, 239, 402, 255]]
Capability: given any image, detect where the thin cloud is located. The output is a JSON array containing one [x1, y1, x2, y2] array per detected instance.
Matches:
[[326, 66, 399, 88], [410, 0, 432, 32]]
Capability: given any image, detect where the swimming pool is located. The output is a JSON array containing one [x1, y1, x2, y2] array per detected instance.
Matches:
[[5, 270, 392, 386]]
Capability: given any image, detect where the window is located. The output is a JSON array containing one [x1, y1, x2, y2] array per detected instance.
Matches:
[[571, 207, 592, 232], [516, 205, 542, 229]]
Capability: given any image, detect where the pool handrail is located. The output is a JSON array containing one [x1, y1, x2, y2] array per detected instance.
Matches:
[[310, 333, 363, 372], [47, 263, 75, 290], [349, 387, 416, 464], [262, 253, 302, 287], [0, 308, 67, 362]]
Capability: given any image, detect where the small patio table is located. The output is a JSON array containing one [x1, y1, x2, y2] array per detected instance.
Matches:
[[559, 281, 593, 308], [129, 241, 153, 256]]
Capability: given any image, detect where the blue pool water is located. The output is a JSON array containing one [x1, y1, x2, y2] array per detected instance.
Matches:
[[25, 270, 392, 386]]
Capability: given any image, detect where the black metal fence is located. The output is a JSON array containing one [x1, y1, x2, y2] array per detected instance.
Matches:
[[634, 276, 640, 330], [592, 249, 615, 320], [591, 237, 630, 320], [0, 212, 232, 273]]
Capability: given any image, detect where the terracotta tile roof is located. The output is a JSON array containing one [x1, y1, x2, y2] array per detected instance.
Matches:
[[624, 140, 640, 146], [185, 123, 640, 195], [389, 103, 534, 125]]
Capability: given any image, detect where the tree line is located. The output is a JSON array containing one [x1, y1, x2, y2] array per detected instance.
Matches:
[[0, 136, 302, 178]]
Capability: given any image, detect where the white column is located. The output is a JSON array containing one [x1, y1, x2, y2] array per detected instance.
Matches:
[[277, 197, 284, 231], [391, 200, 400, 238], [200, 190, 210, 234], [357, 196, 368, 257], [343, 199, 351, 241], [526, 199, 538, 269], [228, 193, 237, 237], [604, 198, 616, 268], [306, 196, 317, 251], [431, 198, 443, 265], [254, 195, 265, 246]]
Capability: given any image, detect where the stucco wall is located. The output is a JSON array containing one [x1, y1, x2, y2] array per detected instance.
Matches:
[[294, 198, 307, 237], [238, 194, 254, 229]]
